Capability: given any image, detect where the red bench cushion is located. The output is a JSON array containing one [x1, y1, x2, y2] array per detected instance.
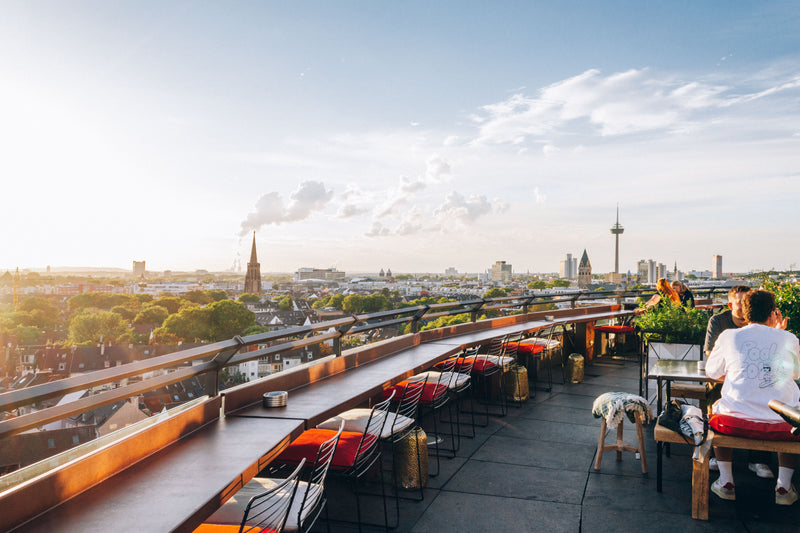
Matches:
[[276, 428, 374, 470], [709, 414, 800, 441], [384, 380, 448, 404], [595, 325, 635, 334]]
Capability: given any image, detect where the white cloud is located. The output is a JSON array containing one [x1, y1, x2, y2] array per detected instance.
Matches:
[[473, 68, 800, 143], [399, 175, 426, 194], [240, 180, 333, 235], [424, 154, 452, 183], [542, 144, 560, 156], [365, 221, 391, 237], [434, 191, 495, 224]]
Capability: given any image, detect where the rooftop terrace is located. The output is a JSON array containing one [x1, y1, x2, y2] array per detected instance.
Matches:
[[320, 359, 800, 533]]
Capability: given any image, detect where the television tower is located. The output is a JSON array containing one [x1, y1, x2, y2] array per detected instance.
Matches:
[[610, 205, 624, 273]]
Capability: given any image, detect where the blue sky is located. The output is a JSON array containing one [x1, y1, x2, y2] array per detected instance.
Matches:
[[2, 1, 799, 275]]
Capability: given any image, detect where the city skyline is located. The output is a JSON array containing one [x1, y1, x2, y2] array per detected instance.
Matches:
[[3, 2, 799, 274]]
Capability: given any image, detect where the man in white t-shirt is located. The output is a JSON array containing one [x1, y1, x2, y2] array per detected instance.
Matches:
[[706, 289, 800, 505]]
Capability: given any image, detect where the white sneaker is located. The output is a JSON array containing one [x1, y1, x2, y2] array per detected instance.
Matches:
[[749, 463, 774, 479], [776, 484, 799, 506], [711, 478, 736, 501], [709, 457, 719, 471]]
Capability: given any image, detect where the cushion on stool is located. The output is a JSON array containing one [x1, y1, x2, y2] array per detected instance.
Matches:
[[709, 414, 800, 441], [591, 392, 653, 429], [384, 380, 448, 404], [276, 428, 374, 470], [595, 325, 635, 334], [317, 408, 414, 439]]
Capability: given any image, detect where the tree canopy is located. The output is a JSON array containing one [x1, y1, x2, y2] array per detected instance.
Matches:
[[153, 299, 255, 342], [68, 309, 128, 345]]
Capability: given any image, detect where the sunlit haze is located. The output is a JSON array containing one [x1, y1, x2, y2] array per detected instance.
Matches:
[[2, 2, 799, 274]]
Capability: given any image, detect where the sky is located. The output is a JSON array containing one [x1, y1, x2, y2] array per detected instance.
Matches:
[[2, 1, 799, 275]]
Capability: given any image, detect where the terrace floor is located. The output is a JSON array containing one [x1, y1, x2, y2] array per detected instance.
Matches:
[[316, 359, 800, 532]]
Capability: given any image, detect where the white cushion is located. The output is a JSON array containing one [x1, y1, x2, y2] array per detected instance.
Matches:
[[413, 370, 470, 389], [316, 408, 414, 439], [530, 338, 561, 348], [485, 355, 515, 367], [205, 477, 321, 532]]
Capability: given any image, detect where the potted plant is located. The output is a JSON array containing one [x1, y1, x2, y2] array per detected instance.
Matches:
[[635, 300, 710, 396]]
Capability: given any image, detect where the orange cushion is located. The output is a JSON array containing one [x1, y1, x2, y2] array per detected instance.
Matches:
[[194, 525, 276, 533], [595, 325, 635, 334], [709, 414, 800, 441], [384, 380, 448, 404], [276, 428, 375, 470], [434, 356, 496, 373]]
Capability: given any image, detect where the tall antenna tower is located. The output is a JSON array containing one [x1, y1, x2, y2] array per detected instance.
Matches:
[[610, 205, 624, 274]]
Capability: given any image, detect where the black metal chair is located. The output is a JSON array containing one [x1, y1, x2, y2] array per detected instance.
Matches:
[[202, 421, 344, 533], [316, 380, 427, 526], [328, 392, 394, 533]]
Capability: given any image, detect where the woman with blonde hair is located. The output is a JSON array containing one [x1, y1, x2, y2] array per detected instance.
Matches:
[[645, 278, 681, 309], [671, 280, 695, 308]]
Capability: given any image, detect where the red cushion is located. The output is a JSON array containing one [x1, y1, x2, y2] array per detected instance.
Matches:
[[434, 356, 496, 373], [595, 325, 635, 333], [276, 428, 375, 469], [505, 341, 545, 356], [384, 380, 448, 404], [709, 414, 800, 441]]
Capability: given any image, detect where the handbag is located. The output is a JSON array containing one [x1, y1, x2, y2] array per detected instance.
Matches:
[[658, 399, 708, 446]]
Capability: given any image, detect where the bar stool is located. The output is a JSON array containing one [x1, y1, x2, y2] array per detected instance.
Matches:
[[591, 392, 653, 474], [594, 324, 637, 361]]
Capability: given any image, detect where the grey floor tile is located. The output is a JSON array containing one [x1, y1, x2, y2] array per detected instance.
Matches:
[[496, 416, 601, 446], [581, 505, 746, 533], [410, 491, 581, 533], [514, 403, 598, 426], [473, 434, 596, 472], [442, 459, 588, 504]]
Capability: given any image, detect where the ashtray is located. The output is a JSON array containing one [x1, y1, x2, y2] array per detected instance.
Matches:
[[263, 391, 288, 408], [545, 315, 555, 321]]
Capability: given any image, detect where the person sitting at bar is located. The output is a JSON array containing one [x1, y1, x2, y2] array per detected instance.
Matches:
[[671, 280, 695, 308], [706, 289, 800, 505], [644, 278, 681, 309]]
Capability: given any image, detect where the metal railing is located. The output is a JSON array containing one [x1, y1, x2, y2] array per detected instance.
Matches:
[[0, 286, 727, 441]]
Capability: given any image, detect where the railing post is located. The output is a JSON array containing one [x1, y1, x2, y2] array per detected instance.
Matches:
[[410, 306, 430, 333], [335, 318, 357, 356]]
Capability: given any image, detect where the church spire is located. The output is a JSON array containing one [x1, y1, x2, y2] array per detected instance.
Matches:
[[249, 231, 258, 263], [244, 232, 262, 294]]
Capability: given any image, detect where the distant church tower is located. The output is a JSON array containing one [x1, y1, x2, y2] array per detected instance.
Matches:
[[243, 232, 262, 294], [578, 249, 592, 289]]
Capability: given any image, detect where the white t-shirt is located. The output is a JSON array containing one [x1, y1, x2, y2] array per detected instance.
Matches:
[[706, 323, 800, 422]]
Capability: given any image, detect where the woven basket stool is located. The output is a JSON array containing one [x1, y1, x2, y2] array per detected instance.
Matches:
[[591, 392, 652, 474]]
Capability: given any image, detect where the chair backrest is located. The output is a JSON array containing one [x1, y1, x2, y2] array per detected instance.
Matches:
[[295, 421, 344, 531], [502, 333, 523, 363], [393, 376, 427, 431], [486, 336, 504, 357], [239, 457, 306, 533], [455, 347, 480, 376], [430, 357, 457, 404], [350, 391, 394, 476]]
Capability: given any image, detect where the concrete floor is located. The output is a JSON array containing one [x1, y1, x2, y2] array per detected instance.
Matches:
[[317, 359, 800, 532]]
